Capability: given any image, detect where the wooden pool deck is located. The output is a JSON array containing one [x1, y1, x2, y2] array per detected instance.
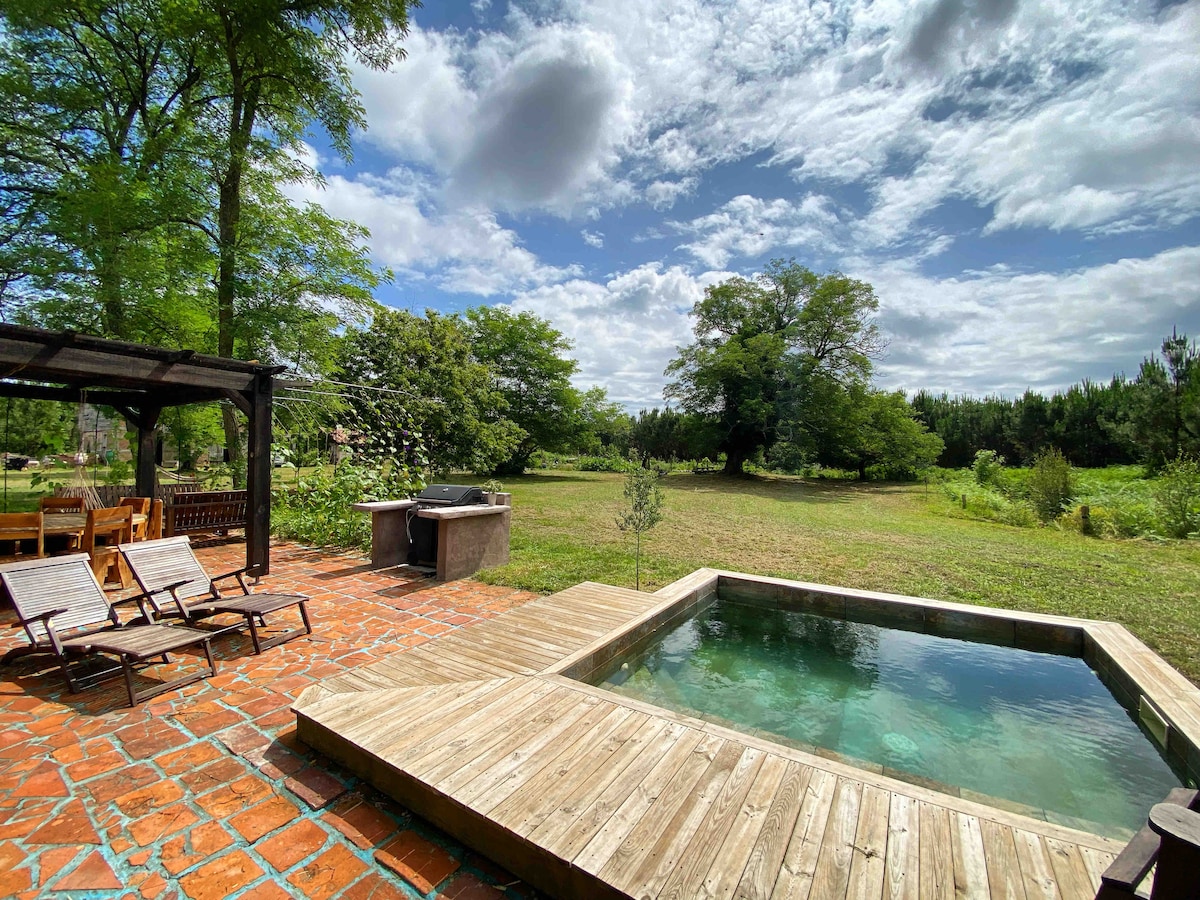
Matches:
[[294, 576, 1143, 900]]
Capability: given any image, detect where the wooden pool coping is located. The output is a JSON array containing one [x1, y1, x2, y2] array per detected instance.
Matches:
[[293, 568, 1200, 899]]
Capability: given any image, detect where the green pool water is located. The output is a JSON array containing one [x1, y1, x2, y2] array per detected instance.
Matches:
[[596, 600, 1183, 837]]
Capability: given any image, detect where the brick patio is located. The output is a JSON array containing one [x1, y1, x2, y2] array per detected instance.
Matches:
[[0, 540, 545, 899]]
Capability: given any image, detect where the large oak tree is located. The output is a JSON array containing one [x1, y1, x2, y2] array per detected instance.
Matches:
[[665, 259, 885, 475]]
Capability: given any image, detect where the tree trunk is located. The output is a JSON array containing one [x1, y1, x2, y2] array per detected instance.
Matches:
[[214, 46, 255, 489], [722, 448, 744, 476]]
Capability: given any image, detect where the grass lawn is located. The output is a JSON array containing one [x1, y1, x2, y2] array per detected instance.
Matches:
[[475, 470, 1200, 684]]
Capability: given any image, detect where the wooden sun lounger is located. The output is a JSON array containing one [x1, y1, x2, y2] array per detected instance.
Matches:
[[121, 536, 311, 654], [0, 554, 216, 706]]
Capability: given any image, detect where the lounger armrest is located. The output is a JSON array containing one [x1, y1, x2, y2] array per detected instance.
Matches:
[[210, 566, 252, 595], [13, 607, 68, 628], [118, 581, 191, 622]]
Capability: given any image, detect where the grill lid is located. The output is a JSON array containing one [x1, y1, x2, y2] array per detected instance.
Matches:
[[415, 484, 485, 506]]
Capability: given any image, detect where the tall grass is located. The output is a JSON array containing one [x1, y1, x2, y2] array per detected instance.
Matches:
[[473, 470, 1200, 683]]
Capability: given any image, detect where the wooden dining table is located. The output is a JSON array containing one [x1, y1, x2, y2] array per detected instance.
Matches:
[[43, 512, 149, 542]]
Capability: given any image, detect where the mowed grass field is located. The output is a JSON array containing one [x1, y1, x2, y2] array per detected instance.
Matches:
[[475, 470, 1200, 684]]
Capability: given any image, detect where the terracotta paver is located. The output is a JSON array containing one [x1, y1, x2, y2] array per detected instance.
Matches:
[[0, 539, 541, 898]]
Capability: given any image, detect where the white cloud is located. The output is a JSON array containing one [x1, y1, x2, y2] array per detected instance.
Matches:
[[870, 245, 1200, 395], [509, 263, 727, 406], [287, 170, 577, 296], [319, 0, 1200, 407], [672, 194, 848, 268]]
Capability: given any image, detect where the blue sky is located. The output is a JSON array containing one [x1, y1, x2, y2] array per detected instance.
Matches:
[[293, 0, 1200, 409]]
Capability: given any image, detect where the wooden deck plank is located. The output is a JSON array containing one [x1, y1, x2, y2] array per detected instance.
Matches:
[[772, 767, 839, 900], [439, 622, 572, 661], [735, 760, 812, 900], [615, 742, 753, 897], [918, 801, 955, 900], [1043, 838, 1095, 900], [385, 679, 559, 776], [574, 732, 724, 875], [1012, 829, 1063, 900], [808, 777, 865, 900], [488, 707, 643, 833], [416, 690, 587, 789], [883, 792, 920, 900], [462, 694, 621, 811], [950, 811, 991, 900], [374, 646, 509, 682], [845, 783, 889, 900], [979, 825, 1027, 900], [535, 719, 692, 858], [363, 678, 535, 750], [701, 752, 792, 900], [1077, 847, 1116, 895], [657, 746, 767, 900]]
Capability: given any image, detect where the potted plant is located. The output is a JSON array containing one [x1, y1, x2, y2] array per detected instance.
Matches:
[[482, 479, 511, 506]]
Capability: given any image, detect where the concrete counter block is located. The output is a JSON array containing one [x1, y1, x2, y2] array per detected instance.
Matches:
[[415, 504, 507, 520], [353, 500, 510, 579]]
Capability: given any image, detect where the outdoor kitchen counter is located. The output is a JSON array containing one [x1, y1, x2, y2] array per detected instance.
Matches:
[[352, 500, 511, 580]]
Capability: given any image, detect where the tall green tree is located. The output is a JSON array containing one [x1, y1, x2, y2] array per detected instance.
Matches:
[[1133, 329, 1200, 470], [0, 0, 210, 340], [465, 307, 583, 475], [666, 260, 884, 475], [338, 308, 522, 474], [184, 0, 414, 480], [0, 0, 414, 482]]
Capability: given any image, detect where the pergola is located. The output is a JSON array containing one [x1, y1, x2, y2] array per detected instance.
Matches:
[[0, 324, 282, 574]]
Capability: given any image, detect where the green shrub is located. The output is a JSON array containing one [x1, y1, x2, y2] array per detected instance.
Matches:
[[1028, 447, 1073, 524], [1154, 456, 1200, 538], [576, 454, 633, 473], [273, 457, 424, 549], [972, 450, 1005, 487]]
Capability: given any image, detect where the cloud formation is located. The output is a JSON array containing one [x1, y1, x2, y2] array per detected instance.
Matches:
[[295, 0, 1200, 406]]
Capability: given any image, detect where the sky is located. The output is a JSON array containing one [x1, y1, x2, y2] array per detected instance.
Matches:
[[292, 0, 1200, 410]]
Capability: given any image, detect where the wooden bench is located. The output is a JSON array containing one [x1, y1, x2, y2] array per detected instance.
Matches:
[[1098, 787, 1200, 899], [165, 490, 247, 537]]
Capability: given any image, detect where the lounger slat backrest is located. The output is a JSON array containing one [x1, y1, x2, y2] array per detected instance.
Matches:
[[121, 536, 211, 602], [0, 554, 112, 641]]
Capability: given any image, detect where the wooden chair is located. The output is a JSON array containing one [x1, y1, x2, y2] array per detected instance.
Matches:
[[39, 496, 85, 513], [147, 499, 164, 540], [39, 496, 85, 551], [81, 506, 133, 587], [0, 512, 44, 558], [0, 554, 216, 706], [119, 497, 152, 541], [1099, 787, 1200, 899], [122, 535, 311, 654]]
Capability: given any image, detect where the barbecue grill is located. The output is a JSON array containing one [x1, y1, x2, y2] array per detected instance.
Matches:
[[406, 484, 486, 566]]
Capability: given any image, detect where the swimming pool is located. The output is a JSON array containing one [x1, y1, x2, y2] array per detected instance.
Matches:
[[592, 597, 1183, 837]]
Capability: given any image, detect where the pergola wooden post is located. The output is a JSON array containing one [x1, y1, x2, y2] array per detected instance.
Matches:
[[0, 325, 283, 575]]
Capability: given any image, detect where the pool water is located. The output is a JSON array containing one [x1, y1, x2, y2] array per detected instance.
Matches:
[[596, 600, 1183, 836]]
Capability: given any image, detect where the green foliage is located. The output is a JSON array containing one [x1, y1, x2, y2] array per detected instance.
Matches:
[[465, 307, 583, 474], [0, 399, 75, 457], [338, 308, 522, 474], [103, 458, 133, 485], [1154, 456, 1200, 539], [666, 259, 884, 475], [1027, 448, 1074, 524], [1133, 331, 1200, 471], [972, 450, 1006, 487], [482, 479, 504, 494], [577, 452, 634, 472], [616, 465, 665, 590]]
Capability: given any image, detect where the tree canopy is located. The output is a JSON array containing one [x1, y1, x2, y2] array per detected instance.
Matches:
[[666, 260, 886, 475]]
